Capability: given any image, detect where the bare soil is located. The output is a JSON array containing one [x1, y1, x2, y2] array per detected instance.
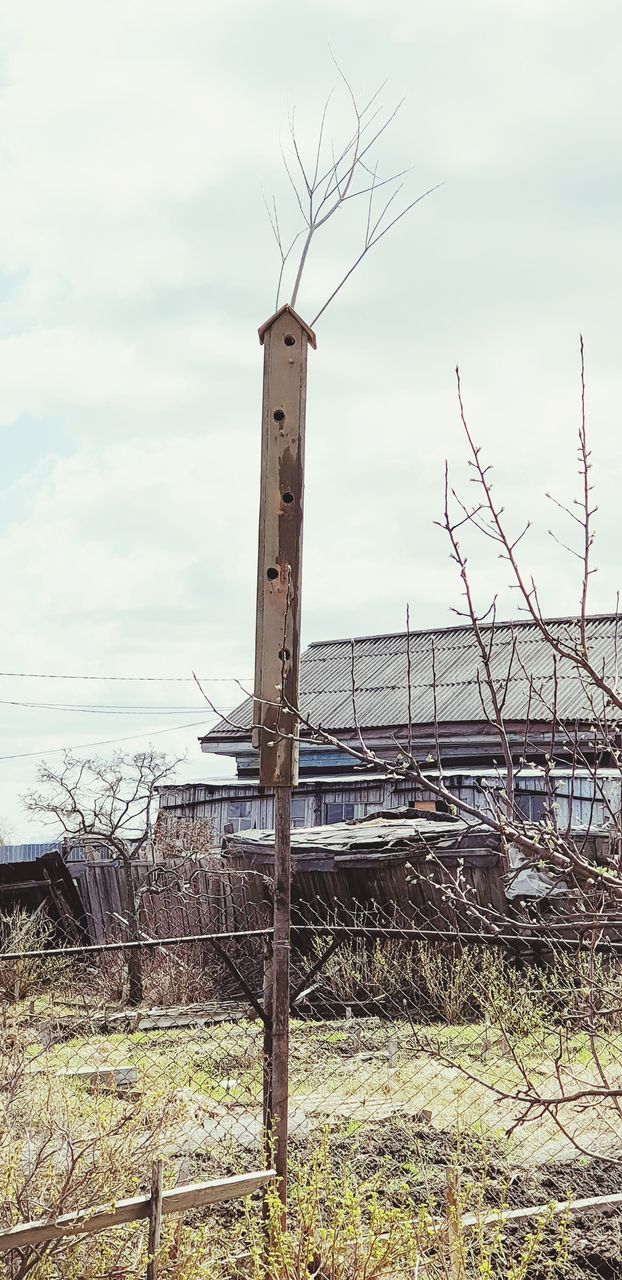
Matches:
[[290, 1115, 622, 1278]]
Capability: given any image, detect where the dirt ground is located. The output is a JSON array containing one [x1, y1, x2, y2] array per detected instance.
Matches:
[[288, 1115, 622, 1279], [16, 1006, 622, 1276]]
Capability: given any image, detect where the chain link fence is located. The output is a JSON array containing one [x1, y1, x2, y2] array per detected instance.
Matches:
[[2, 847, 622, 1275], [288, 905, 622, 1165], [0, 856, 272, 1278], [284, 879, 622, 1279]]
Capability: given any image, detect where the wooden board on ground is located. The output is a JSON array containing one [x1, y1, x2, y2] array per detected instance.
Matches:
[[105, 999, 251, 1032], [58, 1066, 138, 1092]]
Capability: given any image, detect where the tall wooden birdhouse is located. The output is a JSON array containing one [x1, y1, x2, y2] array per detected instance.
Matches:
[[253, 304, 317, 787]]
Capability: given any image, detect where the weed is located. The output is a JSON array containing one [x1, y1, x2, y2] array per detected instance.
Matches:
[[245, 1133, 570, 1280], [0, 908, 69, 1003]]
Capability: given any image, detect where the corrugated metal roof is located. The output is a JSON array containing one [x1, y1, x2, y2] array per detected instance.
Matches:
[[0, 842, 58, 865], [203, 615, 622, 744]]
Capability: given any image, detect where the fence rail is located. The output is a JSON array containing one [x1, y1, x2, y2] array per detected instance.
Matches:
[[3, 858, 622, 1276], [0, 1170, 275, 1253]]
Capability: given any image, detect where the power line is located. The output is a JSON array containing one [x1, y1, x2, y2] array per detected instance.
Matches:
[[0, 718, 212, 764], [0, 670, 251, 683], [0, 698, 228, 716]]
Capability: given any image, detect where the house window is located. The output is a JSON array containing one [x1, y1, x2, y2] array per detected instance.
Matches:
[[227, 800, 253, 831], [515, 790, 548, 822], [323, 801, 361, 825], [291, 796, 307, 828]]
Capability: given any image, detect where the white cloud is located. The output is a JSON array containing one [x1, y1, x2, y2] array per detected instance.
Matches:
[[0, 316, 260, 430], [0, 0, 621, 835]]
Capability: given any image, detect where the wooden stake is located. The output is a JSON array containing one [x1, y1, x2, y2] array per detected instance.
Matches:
[[445, 1168, 465, 1280], [146, 1159, 163, 1280], [253, 305, 315, 1224]]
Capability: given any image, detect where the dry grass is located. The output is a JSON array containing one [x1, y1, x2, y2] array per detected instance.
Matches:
[[1, 927, 621, 1276], [0, 908, 70, 1004]]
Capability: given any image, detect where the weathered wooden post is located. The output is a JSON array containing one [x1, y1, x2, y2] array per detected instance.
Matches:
[[254, 304, 316, 1215], [146, 1159, 163, 1280]]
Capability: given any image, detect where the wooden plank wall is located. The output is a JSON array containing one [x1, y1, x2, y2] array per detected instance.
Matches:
[[70, 859, 272, 944], [227, 847, 507, 938]]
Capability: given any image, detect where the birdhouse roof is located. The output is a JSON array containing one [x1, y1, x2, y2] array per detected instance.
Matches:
[[258, 304, 317, 349]]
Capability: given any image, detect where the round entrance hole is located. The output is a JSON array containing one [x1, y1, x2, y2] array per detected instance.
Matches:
[[273, 409, 285, 422], [267, 567, 278, 580]]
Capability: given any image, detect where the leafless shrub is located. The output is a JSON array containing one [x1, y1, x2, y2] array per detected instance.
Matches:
[[0, 908, 69, 1004], [153, 814, 217, 862], [85, 949, 127, 1006], [141, 943, 218, 1009]]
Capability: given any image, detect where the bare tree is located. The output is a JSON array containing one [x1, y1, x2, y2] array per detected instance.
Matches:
[[257, 340, 620, 910], [265, 339, 622, 1160], [425, 341, 622, 891], [266, 62, 440, 324], [24, 750, 181, 1005]]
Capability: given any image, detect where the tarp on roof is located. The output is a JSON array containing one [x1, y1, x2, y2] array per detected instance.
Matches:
[[225, 809, 496, 871]]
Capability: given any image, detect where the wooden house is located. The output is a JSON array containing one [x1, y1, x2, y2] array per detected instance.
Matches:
[[158, 615, 622, 838]]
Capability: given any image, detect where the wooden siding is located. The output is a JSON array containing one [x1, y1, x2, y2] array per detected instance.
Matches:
[[227, 842, 507, 940], [70, 858, 270, 944], [158, 774, 621, 839]]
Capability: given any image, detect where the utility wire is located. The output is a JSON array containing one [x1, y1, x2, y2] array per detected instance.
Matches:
[[0, 698, 228, 715], [0, 718, 213, 764], [0, 670, 251, 683]]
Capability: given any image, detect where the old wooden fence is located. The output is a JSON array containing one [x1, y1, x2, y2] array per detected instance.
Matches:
[[69, 857, 271, 944]]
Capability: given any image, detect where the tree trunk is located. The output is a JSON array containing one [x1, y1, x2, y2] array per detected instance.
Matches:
[[120, 856, 143, 1007]]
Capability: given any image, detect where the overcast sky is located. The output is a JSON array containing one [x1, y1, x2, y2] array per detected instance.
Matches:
[[1, 0, 620, 838]]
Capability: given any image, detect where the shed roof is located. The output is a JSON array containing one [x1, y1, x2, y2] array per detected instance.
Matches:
[[227, 812, 471, 854], [224, 810, 487, 870], [202, 614, 622, 746], [0, 841, 58, 865]]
